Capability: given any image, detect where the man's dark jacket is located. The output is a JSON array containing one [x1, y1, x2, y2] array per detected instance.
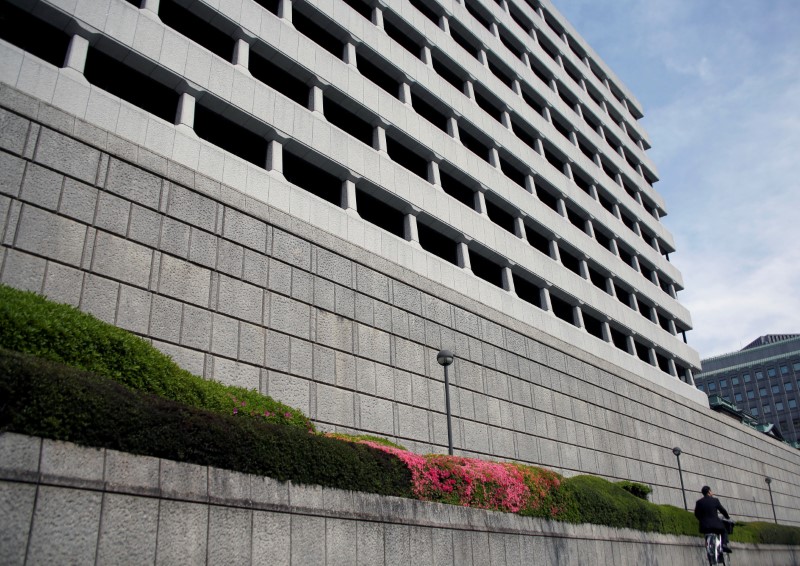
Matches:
[[694, 495, 730, 533]]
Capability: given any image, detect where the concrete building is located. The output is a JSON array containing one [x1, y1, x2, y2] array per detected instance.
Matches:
[[0, 0, 798, 523], [695, 335, 800, 446]]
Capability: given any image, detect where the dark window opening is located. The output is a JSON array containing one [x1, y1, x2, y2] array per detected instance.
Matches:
[[542, 146, 566, 175], [552, 117, 572, 140], [658, 276, 672, 294], [525, 225, 551, 256], [510, 119, 539, 152], [594, 228, 612, 251], [409, 0, 439, 23], [513, 274, 542, 308], [432, 54, 465, 91], [558, 89, 577, 111], [624, 150, 639, 171], [588, 266, 607, 291], [623, 181, 638, 201], [499, 33, 523, 60], [598, 191, 615, 214], [357, 53, 401, 97], [474, 89, 503, 122], [386, 136, 429, 180], [537, 187, 560, 212], [559, 248, 582, 276], [634, 341, 652, 364], [485, 199, 516, 234], [521, 87, 545, 114], [573, 171, 592, 194], [194, 103, 268, 167], [542, 9, 563, 36], [459, 128, 490, 162], [566, 207, 586, 232], [159, 0, 234, 61], [656, 311, 671, 332], [583, 311, 605, 340], [538, 36, 559, 61], [529, 62, 552, 86], [464, 0, 491, 29], [440, 170, 476, 209], [418, 222, 458, 264], [499, 156, 527, 188], [639, 262, 654, 283], [620, 211, 636, 232], [610, 327, 629, 352], [508, 5, 531, 32], [550, 294, 576, 326], [84, 48, 178, 123], [411, 92, 448, 132], [384, 17, 422, 59], [0, 1, 70, 67], [252, 0, 279, 15], [450, 25, 480, 59], [617, 245, 635, 269], [582, 109, 600, 131], [293, 10, 345, 58], [470, 251, 504, 288], [283, 150, 342, 205], [488, 59, 515, 89], [341, 0, 372, 20], [564, 62, 582, 86], [578, 139, 595, 161], [614, 284, 634, 310], [324, 97, 373, 145], [600, 158, 617, 181], [249, 50, 309, 107], [587, 88, 603, 108], [355, 189, 405, 237]]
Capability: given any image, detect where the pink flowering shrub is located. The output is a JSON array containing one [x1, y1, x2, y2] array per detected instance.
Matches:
[[355, 440, 563, 515]]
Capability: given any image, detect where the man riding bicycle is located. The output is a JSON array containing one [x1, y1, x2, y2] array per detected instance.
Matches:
[[695, 486, 732, 553]]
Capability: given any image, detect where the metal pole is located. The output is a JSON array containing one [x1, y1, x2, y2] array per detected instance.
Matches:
[[766, 478, 777, 524], [443, 363, 453, 455], [673, 447, 687, 511]]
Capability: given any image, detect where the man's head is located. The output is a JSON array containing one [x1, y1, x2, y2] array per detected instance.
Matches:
[[701, 486, 712, 496]]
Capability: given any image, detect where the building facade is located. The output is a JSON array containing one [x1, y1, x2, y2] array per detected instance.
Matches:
[[1, 0, 799, 524], [696, 335, 800, 446]]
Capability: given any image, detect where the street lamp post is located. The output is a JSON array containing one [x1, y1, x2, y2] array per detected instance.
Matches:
[[437, 349, 455, 456], [765, 477, 777, 524], [673, 447, 687, 511]]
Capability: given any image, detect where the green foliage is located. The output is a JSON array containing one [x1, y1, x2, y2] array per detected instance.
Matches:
[[0, 349, 411, 496], [656, 504, 699, 536], [616, 480, 652, 501], [325, 432, 407, 450], [732, 522, 800, 545], [0, 285, 312, 431]]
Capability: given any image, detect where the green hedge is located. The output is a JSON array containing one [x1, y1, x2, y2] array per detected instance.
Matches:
[[732, 522, 800, 545], [0, 348, 411, 495], [0, 285, 311, 430]]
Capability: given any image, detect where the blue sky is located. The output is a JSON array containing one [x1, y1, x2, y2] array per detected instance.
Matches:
[[554, 0, 800, 358]]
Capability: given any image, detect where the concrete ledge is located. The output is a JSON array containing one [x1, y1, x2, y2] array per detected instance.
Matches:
[[1, 433, 798, 565]]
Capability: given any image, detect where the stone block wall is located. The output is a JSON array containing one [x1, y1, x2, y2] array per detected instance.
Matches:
[[0, 84, 799, 524]]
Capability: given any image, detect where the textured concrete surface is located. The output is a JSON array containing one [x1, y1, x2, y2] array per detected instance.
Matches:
[[0, 434, 798, 565], [0, 86, 798, 526]]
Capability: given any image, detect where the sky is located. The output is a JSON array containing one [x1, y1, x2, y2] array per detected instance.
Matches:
[[553, 0, 800, 359]]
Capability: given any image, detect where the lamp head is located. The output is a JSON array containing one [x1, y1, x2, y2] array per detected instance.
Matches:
[[437, 349, 454, 366], [672, 447, 682, 457], [765, 477, 772, 485]]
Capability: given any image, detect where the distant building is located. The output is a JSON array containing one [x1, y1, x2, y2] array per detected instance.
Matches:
[[695, 335, 800, 445]]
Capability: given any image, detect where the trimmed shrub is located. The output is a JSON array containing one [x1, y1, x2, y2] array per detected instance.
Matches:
[[617, 480, 652, 501], [732, 522, 800, 545], [0, 349, 410, 495], [657, 504, 698, 536], [0, 285, 312, 430], [325, 432, 407, 450]]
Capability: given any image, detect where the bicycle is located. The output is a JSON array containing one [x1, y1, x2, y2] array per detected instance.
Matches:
[[704, 519, 734, 565]]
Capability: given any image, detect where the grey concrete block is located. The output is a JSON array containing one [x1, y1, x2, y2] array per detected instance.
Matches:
[[289, 336, 313, 379], [355, 359, 377, 395], [0, 433, 40, 482], [243, 248, 268, 287], [20, 162, 62, 210], [431, 526, 454, 566], [105, 158, 162, 209], [80, 274, 119, 323], [315, 383, 354, 427], [392, 280, 422, 314], [356, 521, 384, 565], [268, 257, 292, 295], [16, 204, 86, 266], [26, 485, 101, 565], [251, 475, 290, 509], [1, 248, 45, 292], [223, 206, 267, 253], [92, 231, 152, 288], [252, 510, 291, 565], [384, 523, 411, 563], [96, 493, 158, 566], [290, 266, 312, 303], [155, 499, 208, 565], [408, 313, 426, 343], [208, 506, 252, 565], [313, 274, 335, 311], [270, 293, 310, 339], [34, 127, 101, 184], [356, 263, 389, 302], [239, 321, 265, 365], [0, 481, 36, 565], [216, 238, 244, 277], [0, 107, 29, 155], [159, 216, 190, 259], [116, 284, 151, 333], [290, 514, 325, 566], [41, 438, 104, 489], [218, 274, 263, 324], [316, 309, 353, 351], [58, 177, 98, 224], [326, 518, 357, 566], [357, 323, 391, 364], [335, 351, 357, 389], [334, 283, 355, 318], [95, 191, 131, 235], [209, 467, 251, 505], [394, 338, 426, 376], [265, 330, 290, 372], [160, 459, 207, 502], [158, 253, 211, 307], [104, 449, 160, 496], [268, 372, 310, 415], [358, 395, 395, 436], [189, 226, 218, 268], [209, 357, 259, 390], [167, 183, 217, 232], [409, 526, 434, 564], [211, 312, 239, 358], [316, 246, 351, 286], [149, 294, 182, 342]]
